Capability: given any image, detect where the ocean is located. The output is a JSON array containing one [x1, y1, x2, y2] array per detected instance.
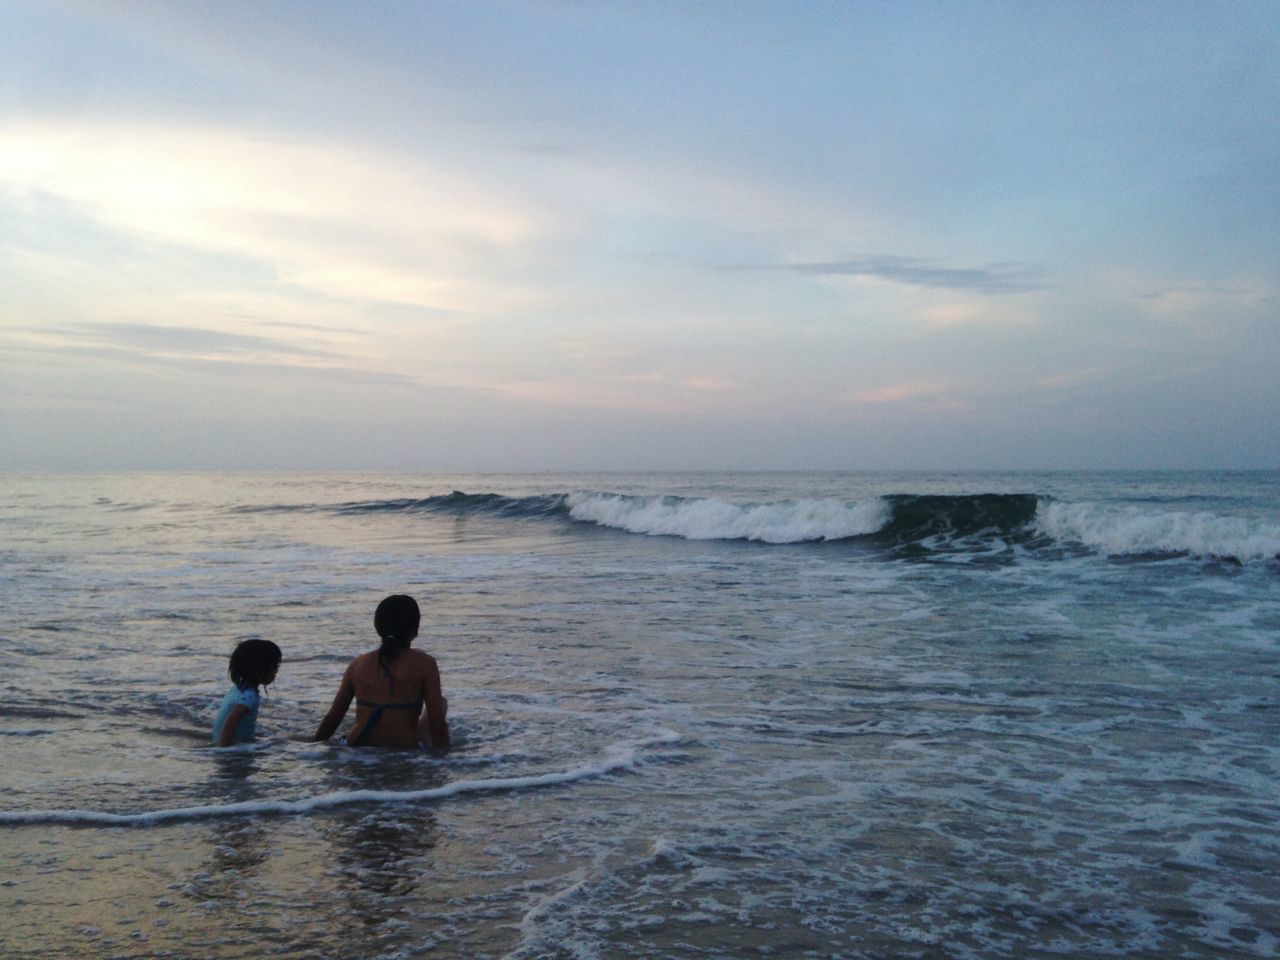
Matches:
[[1, 471, 1277, 959]]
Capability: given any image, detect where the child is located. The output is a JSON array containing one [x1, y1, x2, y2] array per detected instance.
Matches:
[[213, 638, 282, 747], [311, 595, 449, 751]]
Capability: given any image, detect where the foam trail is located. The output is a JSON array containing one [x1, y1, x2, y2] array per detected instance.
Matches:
[[565, 493, 889, 543], [0, 732, 681, 828]]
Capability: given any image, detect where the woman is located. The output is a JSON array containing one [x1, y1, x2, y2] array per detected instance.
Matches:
[[312, 595, 449, 750]]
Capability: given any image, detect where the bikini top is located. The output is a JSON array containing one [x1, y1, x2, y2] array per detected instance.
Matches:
[[351, 697, 422, 746], [356, 698, 422, 712]]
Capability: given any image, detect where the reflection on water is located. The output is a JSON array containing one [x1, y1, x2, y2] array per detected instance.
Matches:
[[209, 748, 262, 794], [328, 807, 440, 914], [192, 819, 274, 903], [163, 754, 450, 957]]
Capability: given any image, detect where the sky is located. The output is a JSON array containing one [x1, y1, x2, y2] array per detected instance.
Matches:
[[1, 0, 1277, 471]]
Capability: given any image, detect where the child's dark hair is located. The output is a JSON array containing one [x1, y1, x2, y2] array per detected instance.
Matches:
[[228, 638, 282, 690], [374, 594, 420, 678]]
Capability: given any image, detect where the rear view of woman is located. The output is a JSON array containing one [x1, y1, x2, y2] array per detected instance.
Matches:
[[312, 594, 449, 751]]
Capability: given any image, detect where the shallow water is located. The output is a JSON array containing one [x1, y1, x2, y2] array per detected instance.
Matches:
[[2, 471, 1278, 958]]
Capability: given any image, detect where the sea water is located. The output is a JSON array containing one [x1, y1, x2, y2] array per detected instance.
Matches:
[[1, 471, 1277, 959]]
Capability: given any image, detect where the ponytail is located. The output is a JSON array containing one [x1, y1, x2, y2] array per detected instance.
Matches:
[[377, 632, 409, 678], [373, 595, 420, 686]]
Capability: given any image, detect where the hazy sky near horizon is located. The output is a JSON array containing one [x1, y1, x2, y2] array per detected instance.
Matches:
[[2, 1, 1277, 471]]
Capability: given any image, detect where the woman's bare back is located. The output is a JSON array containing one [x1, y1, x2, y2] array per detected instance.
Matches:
[[313, 648, 449, 750]]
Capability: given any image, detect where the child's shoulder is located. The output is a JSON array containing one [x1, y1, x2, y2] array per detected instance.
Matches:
[[233, 685, 261, 707]]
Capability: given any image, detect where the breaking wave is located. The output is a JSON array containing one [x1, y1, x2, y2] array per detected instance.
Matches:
[[1035, 500, 1280, 563], [563, 492, 890, 543], [245, 490, 1279, 563]]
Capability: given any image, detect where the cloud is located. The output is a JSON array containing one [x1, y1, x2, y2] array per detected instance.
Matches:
[[2, 331, 418, 390], [1132, 280, 1277, 318], [846, 379, 960, 405], [1037, 366, 1119, 390], [679, 375, 736, 392], [480, 362, 744, 415], [3, 322, 420, 386], [776, 256, 1049, 294], [50, 321, 330, 357], [0, 120, 559, 314], [915, 301, 984, 329]]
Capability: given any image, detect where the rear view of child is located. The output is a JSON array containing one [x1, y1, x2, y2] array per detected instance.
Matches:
[[213, 638, 282, 747]]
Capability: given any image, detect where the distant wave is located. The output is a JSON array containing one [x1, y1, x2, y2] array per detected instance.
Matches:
[[232, 492, 568, 518], [0, 732, 680, 828], [241, 490, 1279, 563], [336, 491, 569, 520]]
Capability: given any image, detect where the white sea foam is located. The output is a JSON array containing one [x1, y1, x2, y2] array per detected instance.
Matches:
[[565, 493, 889, 543], [1036, 501, 1280, 561], [0, 731, 681, 827]]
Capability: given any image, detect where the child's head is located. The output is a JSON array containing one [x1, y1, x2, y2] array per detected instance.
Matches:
[[228, 638, 282, 690], [374, 594, 420, 644]]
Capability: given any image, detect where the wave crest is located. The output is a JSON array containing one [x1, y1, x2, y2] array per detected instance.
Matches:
[[336, 492, 568, 519], [565, 493, 890, 543], [1035, 501, 1280, 562], [244, 489, 1278, 562]]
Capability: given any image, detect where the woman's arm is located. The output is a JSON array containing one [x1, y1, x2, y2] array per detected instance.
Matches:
[[311, 666, 355, 742], [217, 703, 250, 747], [418, 656, 450, 752]]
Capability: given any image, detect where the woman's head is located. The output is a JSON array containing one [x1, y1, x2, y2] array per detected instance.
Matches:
[[374, 595, 420, 678], [374, 594, 420, 644], [228, 638, 282, 690]]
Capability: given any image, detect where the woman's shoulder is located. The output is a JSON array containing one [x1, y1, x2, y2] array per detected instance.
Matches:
[[345, 650, 384, 670], [395, 648, 438, 676], [340, 651, 380, 682]]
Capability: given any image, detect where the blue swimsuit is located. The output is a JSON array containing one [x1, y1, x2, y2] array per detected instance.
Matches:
[[213, 686, 261, 744], [351, 698, 421, 745]]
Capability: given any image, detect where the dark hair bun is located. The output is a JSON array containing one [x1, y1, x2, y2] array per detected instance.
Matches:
[[374, 595, 420, 680], [375, 594, 420, 641]]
